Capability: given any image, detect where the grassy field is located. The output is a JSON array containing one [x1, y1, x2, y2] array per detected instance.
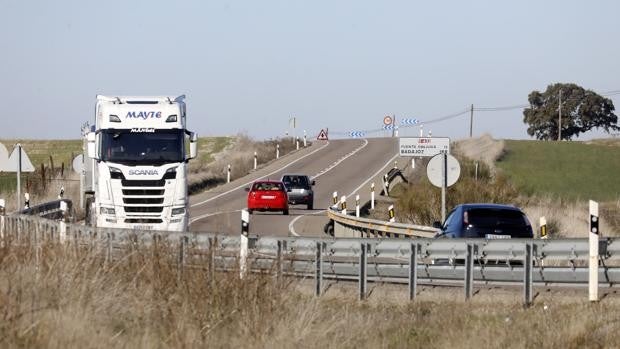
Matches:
[[496, 140, 620, 202], [1, 239, 619, 348]]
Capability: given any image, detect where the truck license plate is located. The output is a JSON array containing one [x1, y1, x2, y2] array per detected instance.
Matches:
[[134, 225, 153, 230]]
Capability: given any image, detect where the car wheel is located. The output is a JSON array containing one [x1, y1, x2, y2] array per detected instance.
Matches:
[[307, 202, 313, 210], [283, 209, 289, 215]]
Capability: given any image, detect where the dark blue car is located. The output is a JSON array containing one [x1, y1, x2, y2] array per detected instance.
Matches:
[[433, 203, 533, 239]]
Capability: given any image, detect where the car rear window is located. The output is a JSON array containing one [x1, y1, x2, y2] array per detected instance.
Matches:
[[252, 182, 284, 191], [467, 208, 528, 228], [282, 176, 310, 189]]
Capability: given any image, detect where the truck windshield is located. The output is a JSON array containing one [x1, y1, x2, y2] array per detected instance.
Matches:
[[100, 129, 185, 165]]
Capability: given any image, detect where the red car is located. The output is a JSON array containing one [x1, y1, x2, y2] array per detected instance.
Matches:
[[246, 180, 289, 215]]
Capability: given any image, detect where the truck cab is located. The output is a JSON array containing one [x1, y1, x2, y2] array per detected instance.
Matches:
[[86, 95, 197, 231]]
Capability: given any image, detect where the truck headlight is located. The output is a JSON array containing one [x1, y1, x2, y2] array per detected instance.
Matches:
[[171, 207, 185, 215], [100, 207, 116, 215]]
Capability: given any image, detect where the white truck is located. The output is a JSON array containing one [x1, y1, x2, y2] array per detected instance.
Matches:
[[85, 95, 197, 231]]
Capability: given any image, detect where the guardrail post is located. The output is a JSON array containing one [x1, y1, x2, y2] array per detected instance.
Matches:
[[589, 200, 599, 302], [106, 232, 113, 265], [208, 237, 216, 286], [59, 220, 67, 244], [409, 242, 418, 301], [465, 243, 474, 300], [277, 240, 284, 281], [524, 243, 533, 307], [315, 242, 323, 297], [0, 214, 5, 247], [359, 242, 368, 300], [178, 236, 187, 282]]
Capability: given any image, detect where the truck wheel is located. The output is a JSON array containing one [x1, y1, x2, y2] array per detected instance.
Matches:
[[283, 209, 289, 215], [85, 197, 94, 226]]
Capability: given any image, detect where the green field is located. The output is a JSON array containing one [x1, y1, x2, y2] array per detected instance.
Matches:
[[496, 139, 620, 201]]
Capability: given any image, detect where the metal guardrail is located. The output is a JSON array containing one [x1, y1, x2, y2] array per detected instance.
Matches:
[[1, 215, 618, 306], [326, 209, 438, 238], [18, 199, 73, 221]]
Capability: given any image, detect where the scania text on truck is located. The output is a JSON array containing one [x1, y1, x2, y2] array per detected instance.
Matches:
[[85, 95, 197, 231]]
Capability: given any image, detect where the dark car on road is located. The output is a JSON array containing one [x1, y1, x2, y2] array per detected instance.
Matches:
[[280, 174, 315, 210], [434, 203, 533, 239]]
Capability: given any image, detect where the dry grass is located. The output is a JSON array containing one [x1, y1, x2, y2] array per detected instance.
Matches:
[[1, 240, 620, 348], [453, 133, 505, 174], [188, 134, 301, 194]]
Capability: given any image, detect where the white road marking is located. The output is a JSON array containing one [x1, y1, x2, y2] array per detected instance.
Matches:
[[191, 141, 331, 209], [189, 209, 242, 224], [288, 152, 400, 236]]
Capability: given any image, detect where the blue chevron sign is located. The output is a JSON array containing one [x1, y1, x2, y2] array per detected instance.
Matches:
[[349, 131, 365, 138], [383, 124, 395, 130], [401, 118, 420, 126]]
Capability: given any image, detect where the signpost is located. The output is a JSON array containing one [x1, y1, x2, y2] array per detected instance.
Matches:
[[5, 145, 35, 210], [427, 153, 461, 223]]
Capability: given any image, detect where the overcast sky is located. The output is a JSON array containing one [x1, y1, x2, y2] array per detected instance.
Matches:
[[1, 0, 619, 141]]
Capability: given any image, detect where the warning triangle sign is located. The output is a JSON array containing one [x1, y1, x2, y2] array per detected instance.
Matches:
[[4, 145, 35, 172], [317, 129, 328, 140]]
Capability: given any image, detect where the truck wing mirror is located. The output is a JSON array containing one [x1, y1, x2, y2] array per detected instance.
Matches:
[[188, 132, 198, 160], [87, 132, 98, 160]]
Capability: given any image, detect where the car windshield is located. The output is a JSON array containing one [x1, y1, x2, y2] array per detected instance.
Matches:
[[282, 175, 310, 189], [467, 208, 528, 228], [252, 182, 284, 191], [100, 129, 185, 165]]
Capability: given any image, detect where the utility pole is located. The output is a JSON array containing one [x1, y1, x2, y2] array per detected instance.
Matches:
[[469, 104, 474, 138], [558, 89, 562, 141], [391, 114, 396, 138]]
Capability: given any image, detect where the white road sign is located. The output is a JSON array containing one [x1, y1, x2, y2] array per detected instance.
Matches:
[[426, 153, 461, 188], [5, 145, 35, 172], [399, 137, 450, 157]]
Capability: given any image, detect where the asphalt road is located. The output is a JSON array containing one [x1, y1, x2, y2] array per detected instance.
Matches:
[[189, 137, 400, 237]]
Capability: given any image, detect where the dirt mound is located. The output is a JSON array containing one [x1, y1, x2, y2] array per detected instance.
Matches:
[[454, 134, 505, 172]]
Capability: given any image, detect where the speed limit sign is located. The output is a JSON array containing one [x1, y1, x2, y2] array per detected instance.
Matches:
[[383, 115, 393, 125]]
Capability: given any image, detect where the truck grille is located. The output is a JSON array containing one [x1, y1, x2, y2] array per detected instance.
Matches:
[[121, 177, 167, 217]]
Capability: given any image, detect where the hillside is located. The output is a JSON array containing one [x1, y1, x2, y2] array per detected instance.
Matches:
[[496, 139, 620, 202]]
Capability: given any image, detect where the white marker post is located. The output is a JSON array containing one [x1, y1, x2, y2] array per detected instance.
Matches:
[[303, 130, 307, 147], [370, 182, 375, 210], [253, 151, 257, 170], [539, 217, 548, 239], [16, 144, 22, 210], [419, 125, 424, 137], [227, 164, 231, 183], [589, 200, 599, 302], [0, 199, 5, 246], [24, 193, 30, 209], [355, 194, 360, 218], [383, 174, 389, 197], [332, 191, 338, 208], [240, 209, 250, 279], [388, 205, 395, 223], [340, 195, 347, 215], [276, 144, 280, 159], [296, 137, 300, 150]]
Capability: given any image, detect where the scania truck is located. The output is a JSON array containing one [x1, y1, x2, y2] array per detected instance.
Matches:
[[86, 95, 197, 231]]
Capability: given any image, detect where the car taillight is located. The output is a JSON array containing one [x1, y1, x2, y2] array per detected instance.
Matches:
[[463, 211, 469, 225]]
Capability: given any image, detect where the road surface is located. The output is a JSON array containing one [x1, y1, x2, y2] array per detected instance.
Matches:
[[189, 138, 400, 237]]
